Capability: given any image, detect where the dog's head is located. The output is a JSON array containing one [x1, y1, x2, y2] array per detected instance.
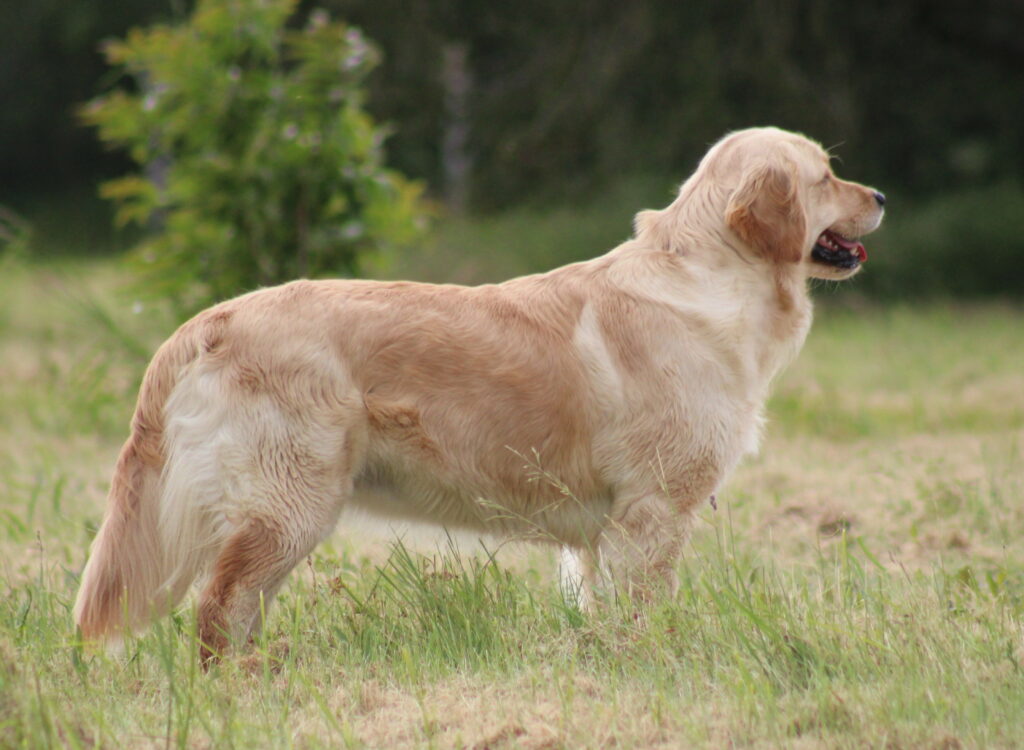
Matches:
[[712, 127, 885, 280], [630, 128, 885, 281]]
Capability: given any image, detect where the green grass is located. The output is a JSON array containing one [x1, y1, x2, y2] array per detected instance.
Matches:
[[771, 303, 1024, 439], [1, 256, 1023, 748]]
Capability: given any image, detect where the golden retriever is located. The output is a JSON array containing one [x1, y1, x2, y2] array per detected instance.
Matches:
[[74, 127, 885, 660]]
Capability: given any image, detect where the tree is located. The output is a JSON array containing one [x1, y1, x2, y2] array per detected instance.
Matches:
[[83, 0, 425, 314]]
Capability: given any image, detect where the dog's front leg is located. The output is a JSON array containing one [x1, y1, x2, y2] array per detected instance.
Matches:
[[596, 491, 692, 604], [558, 546, 602, 611]]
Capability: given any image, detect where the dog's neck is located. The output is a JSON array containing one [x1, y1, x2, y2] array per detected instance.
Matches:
[[624, 191, 814, 386]]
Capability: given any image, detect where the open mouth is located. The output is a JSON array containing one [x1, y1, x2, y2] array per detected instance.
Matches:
[[811, 229, 868, 269]]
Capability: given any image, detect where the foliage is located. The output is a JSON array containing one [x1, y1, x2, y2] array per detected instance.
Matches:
[[0, 0, 169, 194], [9, 1, 1024, 209], [82, 0, 425, 313]]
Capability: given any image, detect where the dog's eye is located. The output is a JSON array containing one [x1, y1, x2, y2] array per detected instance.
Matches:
[[818, 173, 831, 185]]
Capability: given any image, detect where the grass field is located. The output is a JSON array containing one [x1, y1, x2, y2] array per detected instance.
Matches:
[[1, 255, 1023, 748]]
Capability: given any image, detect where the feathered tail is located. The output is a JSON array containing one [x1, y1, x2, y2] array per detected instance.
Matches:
[[73, 315, 211, 641]]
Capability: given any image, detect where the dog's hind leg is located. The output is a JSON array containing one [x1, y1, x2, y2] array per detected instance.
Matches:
[[194, 421, 359, 665], [196, 512, 332, 665]]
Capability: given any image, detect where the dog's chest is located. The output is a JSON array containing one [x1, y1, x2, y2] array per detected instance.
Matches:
[[579, 302, 800, 498]]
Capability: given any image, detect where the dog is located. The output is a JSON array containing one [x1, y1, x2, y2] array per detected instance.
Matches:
[[74, 127, 884, 661]]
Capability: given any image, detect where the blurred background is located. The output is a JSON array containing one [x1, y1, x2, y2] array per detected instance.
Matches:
[[2, 0, 1023, 299]]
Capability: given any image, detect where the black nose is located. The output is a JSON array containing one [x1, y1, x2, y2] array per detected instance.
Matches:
[[873, 191, 886, 207]]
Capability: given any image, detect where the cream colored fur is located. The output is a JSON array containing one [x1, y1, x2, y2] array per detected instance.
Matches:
[[74, 127, 884, 658]]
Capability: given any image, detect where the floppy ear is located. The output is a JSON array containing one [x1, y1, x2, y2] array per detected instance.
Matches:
[[725, 160, 806, 263]]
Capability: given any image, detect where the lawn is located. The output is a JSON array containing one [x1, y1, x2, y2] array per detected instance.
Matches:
[[1, 255, 1022, 748]]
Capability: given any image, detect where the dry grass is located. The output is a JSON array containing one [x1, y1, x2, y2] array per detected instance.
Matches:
[[1, 257, 1023, 748]]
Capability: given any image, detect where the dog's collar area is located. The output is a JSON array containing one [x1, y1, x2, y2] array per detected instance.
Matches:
[[811, 228, 867, 269]]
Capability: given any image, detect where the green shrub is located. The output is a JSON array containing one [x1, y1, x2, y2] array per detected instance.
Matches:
[[82, 0, 426, 315]]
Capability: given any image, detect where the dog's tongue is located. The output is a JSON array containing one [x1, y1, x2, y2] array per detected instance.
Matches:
[[833, 233, 868, 262]]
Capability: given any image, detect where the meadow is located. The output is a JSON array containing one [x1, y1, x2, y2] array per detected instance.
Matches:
[[1, 247, 1023, 748]]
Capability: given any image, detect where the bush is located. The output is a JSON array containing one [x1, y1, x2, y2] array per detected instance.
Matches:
[[82, 0, 426, 315]]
